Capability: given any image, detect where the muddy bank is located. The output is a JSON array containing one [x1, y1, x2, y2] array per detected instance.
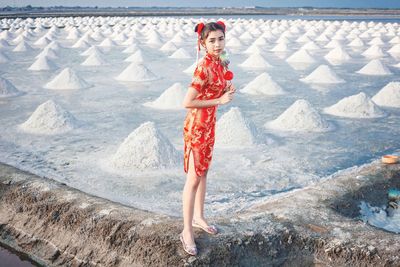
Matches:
[[0, 161, 399, 266]]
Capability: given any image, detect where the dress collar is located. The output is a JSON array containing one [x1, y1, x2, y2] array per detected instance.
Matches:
[[205, 52, 221, 63]]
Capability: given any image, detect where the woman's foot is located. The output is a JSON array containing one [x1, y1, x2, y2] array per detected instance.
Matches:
[[180, 231, 197, 256], [192, 217, 218, 235]]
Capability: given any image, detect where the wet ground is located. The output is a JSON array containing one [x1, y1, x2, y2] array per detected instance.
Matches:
[[0, 244, 41, 267]]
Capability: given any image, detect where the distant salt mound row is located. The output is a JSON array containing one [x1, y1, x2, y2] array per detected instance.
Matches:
[[19, 100, 78, 134], [111, 121, 180, 170], [362, 45, 385, 58], [372, 82, 400, 108], [80, 46, 103, 56], [81, 52, 108, 66], [28, 55, 58, 71], [324, 92, 386, 118], [240, 72, 286, 96], [357, 59, 392, 76], [169, 47, 191, 59], [300, 65, 345, 84], [216, 107, 270, 147], [266, 99, 333, 132], [44, 67, 91, 90], [239, 53, 272, 69], [116, 63, 159, 82], [143, 82, 186, 110], [0, 77, 23, 97], [286, 49, 316, 63]]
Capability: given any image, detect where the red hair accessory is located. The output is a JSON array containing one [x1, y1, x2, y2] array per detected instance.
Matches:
[[196, 22, 205, 36], [216, 21, 226, 31], [224, 70, 234, 81]]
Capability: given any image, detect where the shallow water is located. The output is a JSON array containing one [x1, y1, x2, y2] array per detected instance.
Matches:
[[0, 244, 40, 267], [0, 15, 400, 217]]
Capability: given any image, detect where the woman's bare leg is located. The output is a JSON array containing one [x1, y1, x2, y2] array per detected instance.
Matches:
[[193, 172, 207, 223], [182, 151, 200, 246]]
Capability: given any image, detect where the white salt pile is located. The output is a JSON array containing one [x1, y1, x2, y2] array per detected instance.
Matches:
[[183, 62, 197, 75], [81, 52, 108, 66], [36, 47, 58, 59], [324, 46, 352, 64], [19, 100, 78, 134], [125, 50, 144, 63], [216, 107, 269, 147], [169, 47, 191, 59], [265, 99, 333, 132], [324, 92, 386, 118], [239, 53, 272, 69], [160, 41, 178, 53], [362, 45, 385, 58], [13, 41, 34, 52], [240, 72, 286, 95], [116, 63, 159, 82], [300, 65, 345, 84], [357, 59, 392, 75], [80, 46, 103, 56], [143, 82, 186, 110], [44, 67, 91, 90], [286, 49, 316, 64], [28, 55, 58, 71], [111, 121, 180, 170], [0, 77, 22, 97], [372, 81, 400, 108]]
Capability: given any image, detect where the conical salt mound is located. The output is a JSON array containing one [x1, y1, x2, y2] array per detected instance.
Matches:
[[44, 67, 91, 90], [357, 59, 392, 75], [143, 82, 186, 110], [362, 45, 385, 58], [0, 77, 22, 98], [98, 38, 117, 47], [300, 65, 345, 84], [19, 100, 78, 134], [160, 41, 178, 53], [36, 47, 58, 59], [348, 37, 365, 47], [124, 50, 144, 63], [80, 46, 103, 56], [324, 46, 351, 64], [240, 53, 272, 69], [111, 121, 180, 169], [266, 99, 332, 132], [286, 49, 316, 63], [116, 63, 158, 82], [371, 82, 400, 108], [81, 52, 108, 66], [183, 62, 197, 75], [216, 107, 268, 147], [324, 92, 386, 118], [388, 44, 400, 56], [13, 41, 34, 52], [169, 47, 191, 59], [240, 72, 286, 95], [28, 55, 58, 71], [122, 43, 139, 54]]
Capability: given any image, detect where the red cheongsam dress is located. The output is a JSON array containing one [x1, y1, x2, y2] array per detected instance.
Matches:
[[183, 53, 229, 177]]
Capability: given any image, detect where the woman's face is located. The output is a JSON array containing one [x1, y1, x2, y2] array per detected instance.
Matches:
[[202, 30, 225, 57]]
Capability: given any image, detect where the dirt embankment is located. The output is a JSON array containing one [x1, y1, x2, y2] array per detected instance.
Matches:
[[0, 161, 399, 266]]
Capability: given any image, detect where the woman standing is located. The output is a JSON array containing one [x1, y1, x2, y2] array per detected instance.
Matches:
[[181, 21, 235, 256]]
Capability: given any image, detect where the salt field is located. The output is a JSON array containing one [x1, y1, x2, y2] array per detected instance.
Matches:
[[1, 15, 400, 232]]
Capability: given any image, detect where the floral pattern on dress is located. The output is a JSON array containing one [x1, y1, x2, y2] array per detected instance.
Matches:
[[183, 53, 230, 177]]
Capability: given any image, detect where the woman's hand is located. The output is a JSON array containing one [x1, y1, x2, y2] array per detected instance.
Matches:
[[219, 90, 234, 105]]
